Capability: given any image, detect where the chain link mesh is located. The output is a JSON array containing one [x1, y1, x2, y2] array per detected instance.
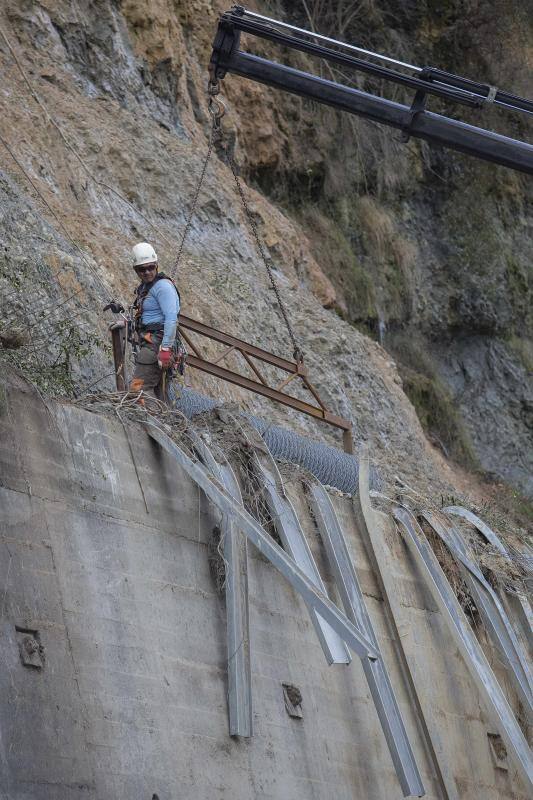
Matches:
[[174, 386, 379, 493]]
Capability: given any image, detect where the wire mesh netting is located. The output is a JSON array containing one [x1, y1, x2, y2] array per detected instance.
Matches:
[[172, 386, 379, 494]]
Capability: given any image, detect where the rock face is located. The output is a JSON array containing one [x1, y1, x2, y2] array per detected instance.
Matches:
[[0, 0, 531, 497]]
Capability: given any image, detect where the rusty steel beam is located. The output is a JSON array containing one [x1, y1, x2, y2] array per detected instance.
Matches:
[[178, 314, 353, 449], [241, 350, 268, 385], [185, 353, 351, 432], [109, 321, 127, 391], [180, 314, 302, 374]]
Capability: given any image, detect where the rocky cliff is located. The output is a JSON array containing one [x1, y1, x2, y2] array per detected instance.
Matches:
[[0, 0, 531, 512]]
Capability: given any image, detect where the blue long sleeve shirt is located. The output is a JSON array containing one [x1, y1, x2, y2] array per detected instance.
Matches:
[[141, 279, 180, 347]]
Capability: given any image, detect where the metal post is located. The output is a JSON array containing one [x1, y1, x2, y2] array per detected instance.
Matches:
[[144, 421, 378, 661], [109, 321, 127, 391], [309, 482, 424, 798], [189, 431, 253, 737], [247, 433, 350, 665], [355, 454, 458, 800], [394, 506, 533, 794], [342, 428, 353, 454]]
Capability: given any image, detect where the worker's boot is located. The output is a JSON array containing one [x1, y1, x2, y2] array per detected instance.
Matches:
[[129, 377, 150, 405]]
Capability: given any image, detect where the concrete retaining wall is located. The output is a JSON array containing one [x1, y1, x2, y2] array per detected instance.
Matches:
[[0, 375, 529, 799]]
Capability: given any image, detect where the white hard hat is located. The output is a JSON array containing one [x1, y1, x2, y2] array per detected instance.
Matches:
[[132, 242, 158, 268]]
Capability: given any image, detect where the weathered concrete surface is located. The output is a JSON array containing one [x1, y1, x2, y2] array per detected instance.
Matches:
[[0, 376, 530, 799]]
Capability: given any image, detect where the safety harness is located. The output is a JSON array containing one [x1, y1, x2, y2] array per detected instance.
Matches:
[[129, 272, 186, 376]]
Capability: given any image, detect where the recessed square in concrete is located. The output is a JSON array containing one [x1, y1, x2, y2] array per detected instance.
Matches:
[[282, 683, 303, 719], [16, 626, 45, 669], [487, 732, 509, 771]]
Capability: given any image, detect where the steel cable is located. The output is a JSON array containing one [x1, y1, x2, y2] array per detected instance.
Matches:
[[226, 150, 303, 362], [169, 117, 216, 281]]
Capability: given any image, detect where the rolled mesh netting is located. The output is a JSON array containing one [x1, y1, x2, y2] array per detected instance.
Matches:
[[172, 386, 379, 493]]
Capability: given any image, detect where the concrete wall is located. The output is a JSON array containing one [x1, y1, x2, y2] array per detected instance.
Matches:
[[0, 374, 529, 800]]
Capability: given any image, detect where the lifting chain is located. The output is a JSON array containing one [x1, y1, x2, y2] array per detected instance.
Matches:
[[170, 80, 225, 281], [172, 79, 303, 364]]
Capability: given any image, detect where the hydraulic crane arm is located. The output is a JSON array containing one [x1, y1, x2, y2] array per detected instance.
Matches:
[[209, 6, 533, 175]]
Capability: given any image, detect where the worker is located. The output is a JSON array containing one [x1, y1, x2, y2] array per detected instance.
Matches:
[[129, 242, 180, 401]]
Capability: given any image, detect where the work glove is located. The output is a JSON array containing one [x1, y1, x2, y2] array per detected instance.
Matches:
[[157, 346, 173, 369]]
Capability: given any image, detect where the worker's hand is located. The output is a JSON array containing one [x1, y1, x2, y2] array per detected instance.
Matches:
[[157, 346, 173, 369]]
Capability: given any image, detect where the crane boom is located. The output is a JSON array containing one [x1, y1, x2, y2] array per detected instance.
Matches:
[[209, 6, 533, 175]]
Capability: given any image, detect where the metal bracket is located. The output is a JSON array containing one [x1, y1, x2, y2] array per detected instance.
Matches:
[[485, 86, 498, 104], [401, 88, 428, 143], [209, 13, 241, 81], [487, 732, 509, 771], [401, 67, 435, 143], [282, 683, 303, 718]]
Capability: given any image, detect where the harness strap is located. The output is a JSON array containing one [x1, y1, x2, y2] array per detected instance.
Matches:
[[132, 272, 181, 342]]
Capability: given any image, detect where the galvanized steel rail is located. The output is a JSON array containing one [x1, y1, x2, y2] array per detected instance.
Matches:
[[188, 431, 253, 737], [247, 437, 351, 665], [393, 507, 533, 794], [443, 506, 508, 556], [443, 505, 533, 654], [422, 511, 533, 724], [309, 482, 424, 797], [356, 456, 458, 800]]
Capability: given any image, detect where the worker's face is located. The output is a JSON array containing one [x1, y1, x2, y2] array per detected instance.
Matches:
[[135, 263, 158, 284]]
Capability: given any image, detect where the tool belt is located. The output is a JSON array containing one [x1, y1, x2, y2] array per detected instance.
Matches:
[[137, 323, 187, 376], [138, 323, 164, 352]]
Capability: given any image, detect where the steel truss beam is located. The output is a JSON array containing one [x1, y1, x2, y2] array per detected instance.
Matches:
[[108, 320, 354, 452], [178, 314, 353, 453], [393, 507, 533, 795]]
